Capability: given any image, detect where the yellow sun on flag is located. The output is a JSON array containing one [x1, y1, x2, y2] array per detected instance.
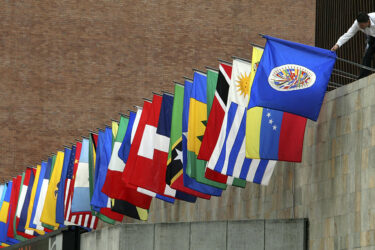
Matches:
[[236, 72, 251, 97]]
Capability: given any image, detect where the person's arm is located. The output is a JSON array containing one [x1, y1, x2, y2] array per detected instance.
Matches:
[[331, 21, 359, 51]]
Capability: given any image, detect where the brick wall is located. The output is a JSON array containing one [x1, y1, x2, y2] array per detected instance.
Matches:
[[0, 0, 315, 179]]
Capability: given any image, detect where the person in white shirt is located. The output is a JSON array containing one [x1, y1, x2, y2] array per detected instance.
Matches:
[[331, 12, 375, 79]]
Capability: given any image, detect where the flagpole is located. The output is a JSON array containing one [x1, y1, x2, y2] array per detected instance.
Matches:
[[192, 68, 207, 75], [205, 66, 218, 72], [161, 90, 174, 96], [142, 98, 152, 102], [152, 92, 162, 96], [218, 58, 232, 65], [118, 112, 129, 118], [183, 76, 193, 81], [232, 56, 251, 63], [257, 33, 375, 72], [173, 81, 184, 86]]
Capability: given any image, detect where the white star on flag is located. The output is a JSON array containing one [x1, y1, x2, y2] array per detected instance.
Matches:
[[273, 125, 277, 130], [267, 112, 271, 118], [175, 148, 183, 162], [269, 119, 273, 124]]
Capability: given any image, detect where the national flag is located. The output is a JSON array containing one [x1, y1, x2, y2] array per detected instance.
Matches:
[[248, 35, 336, 121], [0, 181, 18, 245], [91, 127, 124, 223], [24, 164, 45, 236], [198, 64, 232, 161], [102, 115, 129, 198], [194, 68, 246, 187], [112, 121, 119, 148], [246, 47, 307, 163], [166, 84, 211, 200], [129, 94, 197, 203], [55, 148, 71, 225], [40, 151, 65, 229], [111, 200, 148, 221], [187, 71, 228, 189], [65, 142, 98, 230], [5, 179, 19, 245], [182, 79, 223, 196], [27, 162, 47, 233], [118, 100, 158, 209], [17, 168, 38, 238], [88, 133, 98, 215], [71, 139, 91, 213], [13, 173, 31, 241], [7, 175, 22, 241], [207, 58, 277, 185], [58, 148, 75, 224], [125, 95, 175, 203], [32, 159, 52, 232], [108, 110, 150, 221], [197, 64, 246, 186]]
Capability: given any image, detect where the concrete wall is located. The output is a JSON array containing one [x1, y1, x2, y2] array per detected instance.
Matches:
[[81, 219, 308, 250], [114, 75, 375, 250], [0, 0, 316, 180]]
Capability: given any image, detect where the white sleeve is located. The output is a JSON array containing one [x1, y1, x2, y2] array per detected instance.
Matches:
[[336, 21, 359, 47]]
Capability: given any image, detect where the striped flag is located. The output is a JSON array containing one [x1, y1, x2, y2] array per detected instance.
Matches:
[[102, 115, 129, 197], [32, 160, 52, 232], [17, 168, 37, 238], [91, 127, 124, 223], [27, 163, 46, 234], [197, 64, 246, 187], [7, 175, 22, 241], [0, 181, 18, 245], [24, 164, 45, 236], [207, 58, 276, 185], [55, 148, 71, 225], [71, 139, 91, 213], [40, 151, 65, 229], [65, 142, 98, 230]]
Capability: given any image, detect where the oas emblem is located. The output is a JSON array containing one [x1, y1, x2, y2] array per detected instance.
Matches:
[[268, 64, 316, 91]]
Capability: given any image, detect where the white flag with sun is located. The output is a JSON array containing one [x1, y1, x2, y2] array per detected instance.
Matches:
[[227, 59, 252, 107]]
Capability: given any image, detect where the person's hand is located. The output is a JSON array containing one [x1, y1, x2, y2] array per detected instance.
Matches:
[[331, 44, 339, 52]]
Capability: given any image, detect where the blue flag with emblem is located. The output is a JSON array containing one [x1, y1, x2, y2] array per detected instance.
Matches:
[[248, 35, 336, 121]]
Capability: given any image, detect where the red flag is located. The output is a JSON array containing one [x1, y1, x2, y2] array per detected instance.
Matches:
[[196, 63, 236, 184], [7, 176, 21, 239]]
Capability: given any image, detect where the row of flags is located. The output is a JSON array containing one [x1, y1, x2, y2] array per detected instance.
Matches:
[[0, 35, 336, 247]]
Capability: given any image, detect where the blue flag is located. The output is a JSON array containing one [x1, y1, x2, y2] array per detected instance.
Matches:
[[118, 111, 136, 163], [56, 147, 74, 224], [248, 35, 336, 121], [29, 161, 47, 230], [91, 128, 112, 211]]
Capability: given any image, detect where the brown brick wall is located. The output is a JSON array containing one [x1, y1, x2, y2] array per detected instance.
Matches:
[[0, 0, 315, 180]]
